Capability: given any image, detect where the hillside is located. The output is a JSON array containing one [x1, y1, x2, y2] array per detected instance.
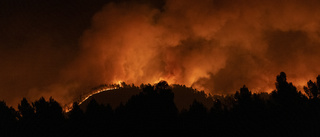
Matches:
[[79, 83, 214, 111]]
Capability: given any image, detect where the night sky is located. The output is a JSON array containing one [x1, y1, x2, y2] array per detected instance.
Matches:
[[1, 0, 320, 107]]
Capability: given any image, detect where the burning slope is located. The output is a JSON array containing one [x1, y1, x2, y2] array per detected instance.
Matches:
[[75, 82, 218, 113], [64, 84, 122, 112]]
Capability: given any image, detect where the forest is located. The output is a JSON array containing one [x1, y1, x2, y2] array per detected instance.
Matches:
[[1, 72, 320, 136]]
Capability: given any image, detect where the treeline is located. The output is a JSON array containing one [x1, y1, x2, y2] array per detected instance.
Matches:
[[1, 72, 320, 136]]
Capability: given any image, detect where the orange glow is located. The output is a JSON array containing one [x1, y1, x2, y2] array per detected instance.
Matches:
[[57, 0, 320, 108], [2, 0, 320, 108]]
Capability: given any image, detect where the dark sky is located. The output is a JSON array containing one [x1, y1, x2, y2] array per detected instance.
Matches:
[[2, 0, 320, 107]]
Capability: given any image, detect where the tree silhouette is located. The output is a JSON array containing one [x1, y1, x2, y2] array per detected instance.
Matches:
[[32, 97, 65, 137], [304, 75, 320, 100], [18, 98, 34, 120], [235, 85, 252, 107], [4, 73, 320, 136], [271, 72, 304, 105], [180, 100, 208, 136], [66, 102, 87, 137], [119, 81, 178, 135], [0, 101, 17, 137], [85, 98, 114, 136], [17, 98, 35, 137], [69, 102, 84, 122]]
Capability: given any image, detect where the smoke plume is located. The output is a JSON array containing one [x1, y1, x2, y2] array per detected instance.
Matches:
[[2, 0, 320, 107]]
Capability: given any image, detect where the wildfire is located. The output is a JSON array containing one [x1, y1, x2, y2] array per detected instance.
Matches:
[[63, 82, 123, 113]]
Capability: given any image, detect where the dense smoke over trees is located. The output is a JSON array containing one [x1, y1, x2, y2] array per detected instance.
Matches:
[[2, 0, 320, 107]]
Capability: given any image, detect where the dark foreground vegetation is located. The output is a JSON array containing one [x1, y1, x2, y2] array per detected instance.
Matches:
[[2, 72, 320, 136]]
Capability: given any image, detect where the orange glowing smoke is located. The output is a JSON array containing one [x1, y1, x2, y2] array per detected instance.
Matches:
[[70, 0, 320, 94], [2, 0, 320, 107]]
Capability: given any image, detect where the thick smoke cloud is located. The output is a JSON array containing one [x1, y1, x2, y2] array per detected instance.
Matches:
[[2, 0, 320, 107], [72, 0, 320, 93]]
